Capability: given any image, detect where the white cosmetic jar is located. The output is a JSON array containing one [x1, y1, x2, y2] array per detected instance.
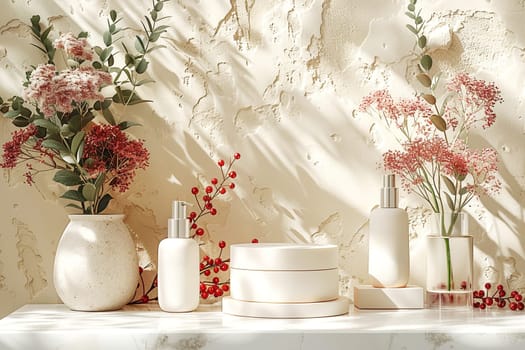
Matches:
[[229, 243, 339, 303]]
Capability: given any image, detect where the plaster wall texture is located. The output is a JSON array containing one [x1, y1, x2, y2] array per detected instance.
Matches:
[[0, 0, 524, 318]]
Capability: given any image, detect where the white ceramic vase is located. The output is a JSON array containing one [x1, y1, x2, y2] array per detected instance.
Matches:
[[54, 214, 138, 311]]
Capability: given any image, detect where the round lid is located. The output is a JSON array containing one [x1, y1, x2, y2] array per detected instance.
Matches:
[[230, 243, 338, 271]]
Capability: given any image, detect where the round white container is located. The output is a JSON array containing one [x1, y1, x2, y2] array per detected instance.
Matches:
[[229, 243, 339, 303]]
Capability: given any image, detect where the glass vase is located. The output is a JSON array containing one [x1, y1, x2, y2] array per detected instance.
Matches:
[[426, 211, 473, 309]]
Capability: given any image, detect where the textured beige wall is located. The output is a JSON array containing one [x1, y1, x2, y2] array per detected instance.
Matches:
[[1, 0, 524, 318]]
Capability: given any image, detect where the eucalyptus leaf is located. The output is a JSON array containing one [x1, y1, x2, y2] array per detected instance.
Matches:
[[95, 172, 105, 190], [420, 55, 433, 71], [408, 4, 415, 11], [61, 190, 85, 202], [135, 36, 146, 54], [53, 170, 82, 186], [42, 139, 68, 152], [135, 59, 148, 74], [13, 117, 30, 127], [102, 108, 117, 125], [430, 114, 447, 132], [416, 73, 432, 87], [149, 31, 161, 42], [82, 183, 97, 201], [110, 9, 117, 22], [60, 124, 74, 138], [96, 193, 113, 213], [32, 119, 59, 133], [103, 31, 112, 46], [71, 131, 85, 155], [60, 151, 76, 164], [78, 31, 88, 38], [442, 175, 456, 194], [459, 187, 468, 195], [418, 35, 427, 48], [154, 1, 164, 11], [444, 192, 455, 211], [422, 94, 436, 105]]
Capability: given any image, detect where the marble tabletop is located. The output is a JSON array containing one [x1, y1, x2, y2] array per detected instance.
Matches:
[[1, 303, 525, 349]]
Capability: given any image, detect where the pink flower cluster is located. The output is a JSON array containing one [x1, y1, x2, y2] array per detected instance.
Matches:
[[82, 125, 150, 193], [359, 89, 434, 139], [446, 73, 503, 129], [54, 32, 93, 61], [0, 124, 38, 169], [383, 137, 500, 198], [24, 64, 112, 118]]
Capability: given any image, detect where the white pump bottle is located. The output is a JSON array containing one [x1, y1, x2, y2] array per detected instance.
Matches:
[[158, 201, 199, 312], [368, 174, 409, 288]]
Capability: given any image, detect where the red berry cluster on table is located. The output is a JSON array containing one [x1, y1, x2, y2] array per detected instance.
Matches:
[[473, 283, 524, 311], [130, 153, 258, 304]]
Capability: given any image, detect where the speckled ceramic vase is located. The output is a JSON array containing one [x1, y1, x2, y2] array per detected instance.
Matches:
[[54, 214, 138, 311]]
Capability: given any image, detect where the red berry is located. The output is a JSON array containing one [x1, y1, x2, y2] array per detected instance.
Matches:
[[140, 295, 149, 303], [234, 153, 241, 160], [203, 195, 211, 202], [191, 223, 197, 229], [205, 186, 213, 194], [211, 178, 218, 185], [251, 238, 259, 243], [203, 255, 210, 261], [497, 284, 504, 290], [518, 302, 524, 311], [208, 286, 216, 294], [199, 263, 205, 270], [215, 289, 223, 297], [204, 269, 211, 276], [460, 281, 467, 290], [210, 208, 217, 215], [218, 240, 226, 249], [215, 258, 222, 265], [219, 187, 226, 194], [213, 277, 220, 284], [229, 171, 237, 179], [485, 298, 494, 306], [473, 301, 480, 308], [189, 211, 197, 219], [515, 294, 523, 302], [205, 202, 213, 210], [229, 183, 235, 189], [511, 291, 518, 298], [510, 302, 518, 311], [473, 291, 479, 298], [201, 291, 209, 299], [220, 263, 229, 271], [196, 228, 205, 236], [213, 266, 219, 273], [218, 159, 225, 167], [485, 282, 492, 290], [498, 300, 506, 308], [499, 290, 506, 297], [222, 284, 230, 292], [191, 187, 199, 195], [478, 290, 485, 297], [200, 283, 206, 292], [138, 266, 144, 274], [479, 303, 486, 310]]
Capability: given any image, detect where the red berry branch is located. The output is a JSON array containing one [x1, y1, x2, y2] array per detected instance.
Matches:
[[131, 152, 250, 304], [473, 283, 524, 311]]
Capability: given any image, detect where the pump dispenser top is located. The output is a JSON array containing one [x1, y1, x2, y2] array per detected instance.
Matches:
[[168, 201, 190, 238], [380, 174, 399, 208]]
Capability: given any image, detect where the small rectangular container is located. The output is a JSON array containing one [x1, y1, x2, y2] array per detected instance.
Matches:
[[229, 243, 339, 303]]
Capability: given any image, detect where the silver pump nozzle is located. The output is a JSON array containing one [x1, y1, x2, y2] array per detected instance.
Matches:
[[380, 174, 399, 208], [168, 201, 190, 238]]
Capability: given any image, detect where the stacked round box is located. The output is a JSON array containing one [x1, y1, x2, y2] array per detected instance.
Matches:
[[222, 243, 349, 318]]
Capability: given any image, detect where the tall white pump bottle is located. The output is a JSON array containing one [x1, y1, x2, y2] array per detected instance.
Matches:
[[368, 174, 409, 288], [158, 201, 199, 312]]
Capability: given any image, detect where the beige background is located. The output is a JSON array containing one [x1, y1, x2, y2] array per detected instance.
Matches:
[[1, 0, 524, 318]]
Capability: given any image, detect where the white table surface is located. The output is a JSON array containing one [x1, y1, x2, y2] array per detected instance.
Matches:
[[1, 303, 525, 349]]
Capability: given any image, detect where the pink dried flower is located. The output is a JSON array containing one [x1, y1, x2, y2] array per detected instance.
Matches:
[[82, 124, 150, 193], [24, 64, 112, 117], [446, 73, 503, 129], [0, 124, 38, 169], [54, 32, 93, 61]]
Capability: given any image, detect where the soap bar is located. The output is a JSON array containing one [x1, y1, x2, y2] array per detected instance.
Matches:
[[353, 285, 424, 309], [222, 296, 349, 318]]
